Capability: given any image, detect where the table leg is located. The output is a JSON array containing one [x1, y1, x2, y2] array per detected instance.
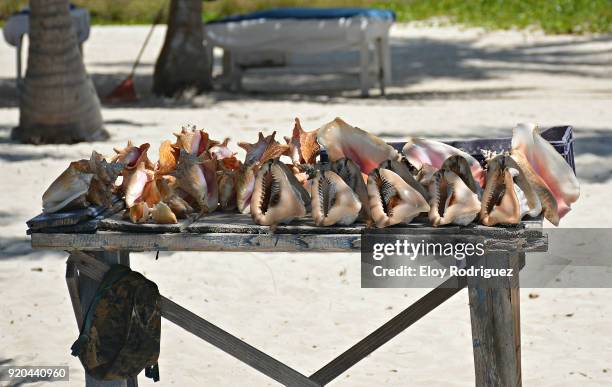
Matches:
[[71, 250, 134, 387], [467, 252, 522, 387]]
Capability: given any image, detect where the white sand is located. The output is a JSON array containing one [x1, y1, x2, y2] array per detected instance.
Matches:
[[1, 24, 611, 386]]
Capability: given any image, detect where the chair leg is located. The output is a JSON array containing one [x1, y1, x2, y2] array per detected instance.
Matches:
[[381, 35, 392, 87], [360, 40, 370, 97], [16, 37, 23, 88], [376, 38, 385, 96]]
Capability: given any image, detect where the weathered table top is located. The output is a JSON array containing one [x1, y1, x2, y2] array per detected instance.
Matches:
[[29, 211, 547, 253]]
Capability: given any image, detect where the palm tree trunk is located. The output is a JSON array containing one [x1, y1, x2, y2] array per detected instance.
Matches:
[[13, 0, 108, 144], [153, 0, 212, 97]]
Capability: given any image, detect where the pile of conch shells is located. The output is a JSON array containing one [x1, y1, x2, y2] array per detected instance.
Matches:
[[41, 119, 579, 228]]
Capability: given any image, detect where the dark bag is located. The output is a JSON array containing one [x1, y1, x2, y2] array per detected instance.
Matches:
[[71, 264, 161, 382]]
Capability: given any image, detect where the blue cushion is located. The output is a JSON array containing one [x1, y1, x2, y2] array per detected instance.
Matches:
[[207, 7, 396, 24]]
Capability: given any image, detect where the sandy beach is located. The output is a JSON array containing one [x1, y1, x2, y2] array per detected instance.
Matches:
[[1, 24, 611, 386]]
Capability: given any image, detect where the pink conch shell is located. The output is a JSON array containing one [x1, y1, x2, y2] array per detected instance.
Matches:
[[173, 125, 219, 157], [367, 168, 430, 228], [429, 170, 481, 227], [402, 138, 485, 187], [209, 138, 235, 160], [128, 202, 150, 224], [151, 202, 178, 224], [511, 151, 559, 226], [311, 170, 361, 226], [284, 118, 320, 165], [251, 160, 311, 226], [112, 141, 153, 170], [317, 118, 399, 175], [174, 150, 218, 213], [42, 160, 94, 213], [511, 123, 579, 220], [239, 131, 289, 166], [480, 155, 541, 226], [124, 162, 152, 208]]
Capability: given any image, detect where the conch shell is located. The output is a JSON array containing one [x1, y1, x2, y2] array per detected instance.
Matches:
[[317, 118, 399, 174], [378, 158, 430, 201], [511, 151, 559, 226], [480, 155, 541, 226], [367, 168, 430, 228], [428, 168, 481, 227], [42, 160, 94, 213], [151, 202, 178, 224], [124, 162, 152, 208], [174, 150, 218, 213], [158, 176, 193, 218], [209, 138, 235, 160], [284, 118, 320, 165], [142, 178, 162, 207], [112, 141, 153, 170], [239, 131, 288, 166], [173, 125, 218, 157], [330, 158, 370, 221], [251, 160, 311, 226], [511, 123, 579, 220], [86, 151, 123, 208], [311, 170, 361, 226], [440, 155, 483, 198], [402, 138, 485, 187], [128, 202, 150, 223], [235, 163, 256, 214], [217, 166, 237, 211], [156, 140, 180, 175]]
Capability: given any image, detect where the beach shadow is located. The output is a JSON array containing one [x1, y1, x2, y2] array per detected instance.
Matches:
[[0, 149, 68, 162], [1, 34, 609, 105], [573, 128, 612, 183], [574, 128, 612, 158], [0, 77, 18, 108]]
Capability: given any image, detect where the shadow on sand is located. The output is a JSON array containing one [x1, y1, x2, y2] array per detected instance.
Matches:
[[0, 34, 609, 109]]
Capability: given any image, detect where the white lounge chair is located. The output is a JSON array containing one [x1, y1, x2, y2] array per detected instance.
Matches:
[[204, 7, 394, 96], [2, 5, 90, 86]]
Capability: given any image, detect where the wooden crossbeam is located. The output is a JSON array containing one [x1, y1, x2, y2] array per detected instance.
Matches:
[[310, 276, 467, 385], [68, 251, 320, 387]]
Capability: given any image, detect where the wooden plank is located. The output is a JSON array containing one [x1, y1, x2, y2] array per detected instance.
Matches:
[[161, 297, 319, 387], [467, 252, 522, 387], [32, 232, 363, 252], [100, 211, 192, 234], [30, 227, 546, 253], [310, 275, 467, 385], [68, 251, 320, 387]]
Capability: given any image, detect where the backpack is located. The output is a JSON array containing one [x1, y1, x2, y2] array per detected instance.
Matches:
[[71, 264, 161, 382]]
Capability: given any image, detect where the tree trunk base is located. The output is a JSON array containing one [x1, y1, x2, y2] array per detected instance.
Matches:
[[11, 125, 109, 145]]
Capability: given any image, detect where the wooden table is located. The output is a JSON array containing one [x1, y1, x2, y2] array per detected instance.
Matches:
[[28, 211, 547, 387]]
